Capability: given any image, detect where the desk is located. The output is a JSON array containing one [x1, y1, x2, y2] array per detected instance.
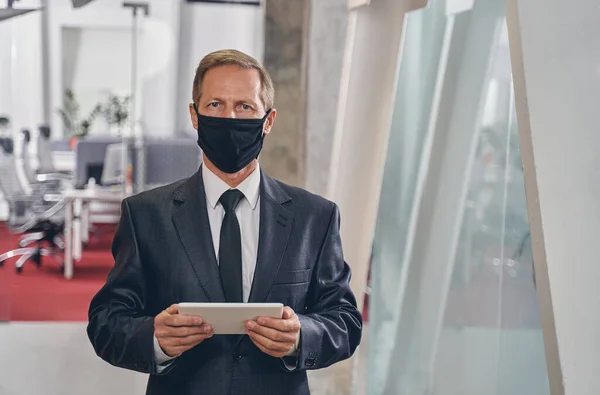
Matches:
[[51, 151, 75, 173], [62, 189, 123, 279]]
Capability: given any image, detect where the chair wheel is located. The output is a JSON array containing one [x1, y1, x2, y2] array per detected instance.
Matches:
[[16, 266, 23, 274], [32, 253, 42, 266]]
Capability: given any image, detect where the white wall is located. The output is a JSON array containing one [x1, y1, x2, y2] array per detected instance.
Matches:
[[174, 1, 264, 135], [61, 26, 133, 135], [0, 0, 44, 135], [0, 0, 44, 220], [46, 0, 181, 138], [45, 0, 263, 139], [1, 0, 264, 141], [508, 0, 600, 394]]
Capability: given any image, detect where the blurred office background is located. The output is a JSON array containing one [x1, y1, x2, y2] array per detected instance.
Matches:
[[1, 0, 599, 394]]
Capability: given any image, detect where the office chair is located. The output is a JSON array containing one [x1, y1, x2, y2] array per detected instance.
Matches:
[[36, 125, 65, 175], [0, 137, 65, 273], [20, 128, 72, 187], [18, 129, 37, 184]]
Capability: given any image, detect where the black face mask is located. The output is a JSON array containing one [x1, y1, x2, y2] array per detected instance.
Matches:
[[194, 104, 270, 174]]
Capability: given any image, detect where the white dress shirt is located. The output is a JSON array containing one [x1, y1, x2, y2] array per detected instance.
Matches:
[[153, 163, 297, 370], [202, 162, 261, 303]]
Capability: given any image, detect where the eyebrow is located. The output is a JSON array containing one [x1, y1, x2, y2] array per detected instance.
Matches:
[[236, 99, 259, 108], [206, 97, 260, 108]]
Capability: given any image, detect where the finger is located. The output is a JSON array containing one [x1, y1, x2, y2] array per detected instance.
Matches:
[[169, 332, 213, 347], [181, 332, 213, 346], [159, 323, 212, 338], [155, 309, 176, 329], [168, 338, 209, 358], [165, 313, 203, 327], [256, 315, 300, 333], [282, 306, 295, 320], [166, 304, 179, 315], [247, 333, 287, 358], [160, 332, 214, 354], [246, 321, 297, 344], [247, 329, 293, 353]]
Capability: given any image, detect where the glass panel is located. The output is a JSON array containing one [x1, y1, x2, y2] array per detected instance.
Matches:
[[435, 21, 550, 394], [496, 78, 550, 395], [367, 1, 551, 393], [367, 2, 449, 393]]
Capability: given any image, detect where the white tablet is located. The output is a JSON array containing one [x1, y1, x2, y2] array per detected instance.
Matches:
[[177, 303, 284, 335]]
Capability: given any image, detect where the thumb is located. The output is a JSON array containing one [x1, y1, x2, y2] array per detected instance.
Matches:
[[282, 306, 294, 319], [166, 304, 179, 315]]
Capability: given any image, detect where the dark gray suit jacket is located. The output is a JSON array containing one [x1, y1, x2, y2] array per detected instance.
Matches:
[[87, 169, 362, 395]]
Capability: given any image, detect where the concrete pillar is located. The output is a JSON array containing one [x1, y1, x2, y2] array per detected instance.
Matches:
[[304, 0, 348, 196], [262, 0, 348, 194], [261, 0, 309, 187], [262, 2, 353, 394]]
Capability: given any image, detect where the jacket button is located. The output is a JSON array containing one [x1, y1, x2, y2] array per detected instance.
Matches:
[[234, 353, 243, 360]]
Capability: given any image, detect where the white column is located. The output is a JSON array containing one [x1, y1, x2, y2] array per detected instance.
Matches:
[[324, 0, 427, 394], [328, 0, 428, 315], [6, 8, 44, 136], [139, 2, 180, 138], [506, 0, 600, 394]]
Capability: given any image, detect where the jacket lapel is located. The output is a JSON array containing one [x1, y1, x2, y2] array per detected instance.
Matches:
[[248, 172, 293, 303], [172, 170, 226, 302]]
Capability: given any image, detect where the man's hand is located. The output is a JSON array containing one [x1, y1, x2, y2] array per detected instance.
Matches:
[[245, 306, 300, 358], [154, 304, 214, 358]]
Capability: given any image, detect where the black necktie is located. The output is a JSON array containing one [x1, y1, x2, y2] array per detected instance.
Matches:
[[219, 189, 244, 303]]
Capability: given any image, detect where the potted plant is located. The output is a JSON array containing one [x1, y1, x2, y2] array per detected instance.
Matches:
[[57, 89, 102, 150], [101, 93, 130, 137]]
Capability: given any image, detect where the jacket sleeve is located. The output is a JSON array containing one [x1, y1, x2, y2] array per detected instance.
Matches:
[[87, 199, 164, 375], [289, 203, 363, 371]]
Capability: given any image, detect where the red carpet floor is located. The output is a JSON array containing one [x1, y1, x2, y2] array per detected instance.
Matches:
[[0, 224, 115, 322], [0, 223, 372, 323]]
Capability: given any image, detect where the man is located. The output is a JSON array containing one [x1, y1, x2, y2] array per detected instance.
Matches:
[[87, 49, 362, 395]]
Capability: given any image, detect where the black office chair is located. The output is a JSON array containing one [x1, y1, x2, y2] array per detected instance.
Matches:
[[0, 137, 65, 273]]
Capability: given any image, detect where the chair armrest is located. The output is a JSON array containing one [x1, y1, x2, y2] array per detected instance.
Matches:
[[36, 172, 73, 182]]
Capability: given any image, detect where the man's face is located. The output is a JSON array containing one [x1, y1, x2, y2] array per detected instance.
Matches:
[[189, 65, 276, 133]]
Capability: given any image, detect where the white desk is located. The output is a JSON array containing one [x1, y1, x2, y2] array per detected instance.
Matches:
[[51, 151, 75, 173], [62, 189, 123, 279]]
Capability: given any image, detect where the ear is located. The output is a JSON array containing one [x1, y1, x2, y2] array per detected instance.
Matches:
[[189, 103, 198, 130], [264, 108, 277, 136]]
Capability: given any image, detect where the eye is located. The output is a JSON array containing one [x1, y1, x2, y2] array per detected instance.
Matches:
[[241, 104, 251, 111], [208, 102, 219, 108]]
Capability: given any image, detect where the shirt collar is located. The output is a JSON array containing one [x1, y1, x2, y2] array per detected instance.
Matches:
[[202, 163, 261, 210]]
